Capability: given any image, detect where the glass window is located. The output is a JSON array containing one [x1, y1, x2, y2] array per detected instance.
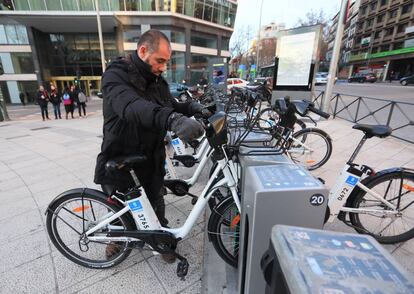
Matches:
[[397, 23, 408, 33], [0, 25, 7, 44], [29, 0, 46, 10], [125, 0, 140, 10], [402, 4, 412, 15], [380, 0, 387, 6], [221, 37, 230, 51], [62, 0, 78, 10], [11, 52, 35, 74], [79, 0, 94, 10], [370, 1, 377, 11], [141, 0, 154, 11], [0, 0, 14, 10], [184, 0, 194, 17], [99, 0, 111, 11], [151, 26, 185, 44], [16, 25, 29, 44], [394, 42, 404, 50], [175, 0, 184, 13], [377, 14, 384, 23], [361, 6, 367, 15], [123, 27, 141, 43], [163, 51, 185, 83], [389, 9, 397, 18], [374, 31, 381, 39], [45, 0, 62, 10], [5, 25, 18, 44], [194, 0, 203, 19], [191, 34, 217, 49], [203, 0, 213, 22], [18, 81, 38, 103], [108, 0, 123, 11], [14, 0, 29, 9], [190, 54, 210, 84], [380, 45, 389, 52]]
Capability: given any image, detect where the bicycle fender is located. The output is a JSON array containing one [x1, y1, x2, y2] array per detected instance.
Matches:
[[45, 188, 114, 215], [344, 167, 410, 207], [207, 196, 235, 241]]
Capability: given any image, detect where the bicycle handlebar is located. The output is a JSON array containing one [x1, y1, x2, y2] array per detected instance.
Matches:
[[308, 105, 330, 119]]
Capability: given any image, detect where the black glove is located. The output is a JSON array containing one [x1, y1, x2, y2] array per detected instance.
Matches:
[[168, 113, 204, 143], [188, 102, 212, 118]]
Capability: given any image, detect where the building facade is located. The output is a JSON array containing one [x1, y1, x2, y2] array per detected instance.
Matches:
[[349, 0, 414, 80], [0, 0, 237, 104]]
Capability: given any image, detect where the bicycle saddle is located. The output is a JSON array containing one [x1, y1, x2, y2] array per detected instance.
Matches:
[[105, 155, 147, 171], [352, 124, 392, 138]]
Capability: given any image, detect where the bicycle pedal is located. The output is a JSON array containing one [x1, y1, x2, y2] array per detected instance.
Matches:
[[176, 259, 189, 280]]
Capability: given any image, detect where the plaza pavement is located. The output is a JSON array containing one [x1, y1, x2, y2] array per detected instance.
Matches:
[[0, 104, 413, 294]]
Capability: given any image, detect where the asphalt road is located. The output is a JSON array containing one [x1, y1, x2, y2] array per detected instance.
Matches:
[[314, 82, 414, 143], [315, 81, 414, 102]]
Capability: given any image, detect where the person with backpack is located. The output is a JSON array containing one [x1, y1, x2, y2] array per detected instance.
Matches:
[[49, 85, 62, 119], [62, 88, 74, 119], [69, 85, 80, 117], [77, 90, 87, 117]]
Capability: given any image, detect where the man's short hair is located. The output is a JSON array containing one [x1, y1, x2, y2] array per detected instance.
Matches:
[[137, 30, 170, 53]]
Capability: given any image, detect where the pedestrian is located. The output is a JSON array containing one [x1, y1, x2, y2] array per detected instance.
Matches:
[[19, 92, 26, 106], [69, 85, 80, 117], [49, 85, 62, 119], [62, 88, 74, 119], [36, 85, 50, 121], [388, 70, 394, 83], [77, 90, 87, 117], [94, 30, 205, 263]]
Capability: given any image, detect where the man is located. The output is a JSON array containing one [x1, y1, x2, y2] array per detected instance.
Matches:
[[36, 85, 50, 121], [94, 30, 204, 262]]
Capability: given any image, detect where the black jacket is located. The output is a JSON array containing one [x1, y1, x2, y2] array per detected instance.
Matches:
[[94, 52, 194, 189], [49, 90, 61, 105], [36, 90, 49, 107]]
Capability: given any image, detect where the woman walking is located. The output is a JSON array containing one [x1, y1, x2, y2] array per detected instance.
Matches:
[[50, 85, 62, 119]]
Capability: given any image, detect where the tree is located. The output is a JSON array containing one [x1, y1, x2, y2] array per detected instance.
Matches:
[[296, 9, 331, 41], [230, 25, 254, 70]]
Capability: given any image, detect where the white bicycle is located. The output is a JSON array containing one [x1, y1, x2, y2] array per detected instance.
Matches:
[[324, 123, 414, 244], [45, 112, 242, 278]]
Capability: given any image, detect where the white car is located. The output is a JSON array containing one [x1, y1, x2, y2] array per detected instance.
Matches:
[[227, 78, 248, 94], [315, 72, 328, 85]]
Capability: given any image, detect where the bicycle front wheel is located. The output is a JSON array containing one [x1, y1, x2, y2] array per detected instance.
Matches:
[[46, 190, 135, 268], [350, 170, 414, 244], [208, 197, 240, 268], [289, 128, 332, 170]]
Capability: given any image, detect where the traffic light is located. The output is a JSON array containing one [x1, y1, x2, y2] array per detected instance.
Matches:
[[74, 78, 80, 86]]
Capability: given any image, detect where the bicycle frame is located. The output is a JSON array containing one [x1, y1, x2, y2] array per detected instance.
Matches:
[[326, 163, 399, 223], [165, 139, 213, 187], [85, 154, 241, 243]]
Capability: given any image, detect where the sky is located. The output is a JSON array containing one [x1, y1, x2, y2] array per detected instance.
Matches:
[[231, 0, 342, 46]]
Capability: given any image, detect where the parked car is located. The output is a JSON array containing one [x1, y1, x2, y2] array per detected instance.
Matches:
[[169, 82, 189, 101], [227, 78, 248, 94], [246, 77, 273, 89], [315, 72, 328, 85], [348, 73, 377, 83], [400, 75, 414, 86]]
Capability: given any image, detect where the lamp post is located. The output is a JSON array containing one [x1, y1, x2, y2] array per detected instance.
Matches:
[[95, 0, 106, 72], [255, 0, 264, 77]]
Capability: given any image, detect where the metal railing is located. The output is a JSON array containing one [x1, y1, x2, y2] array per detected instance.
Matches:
[[313, 91, 414, 144]]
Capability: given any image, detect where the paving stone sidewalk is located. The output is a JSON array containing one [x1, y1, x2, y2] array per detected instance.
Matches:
[[0, 109, 413, 294]]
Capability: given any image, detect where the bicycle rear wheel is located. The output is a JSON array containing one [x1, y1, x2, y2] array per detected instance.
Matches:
[[350, 170, 414, 244], [289, 128, 332, 170], [46, 190, 135, 268], [208, 197, 240, 268]]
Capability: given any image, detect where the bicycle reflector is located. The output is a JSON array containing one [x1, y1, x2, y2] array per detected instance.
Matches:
[[72, 205, 90, 213], [403, 184, 414, 192], [230, 214, 240, 230]]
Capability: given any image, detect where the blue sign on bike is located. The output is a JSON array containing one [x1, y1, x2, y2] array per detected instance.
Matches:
[[346, 176, 358, 186], [172, 139, 180, 145], [128, 199, 143, 211]]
